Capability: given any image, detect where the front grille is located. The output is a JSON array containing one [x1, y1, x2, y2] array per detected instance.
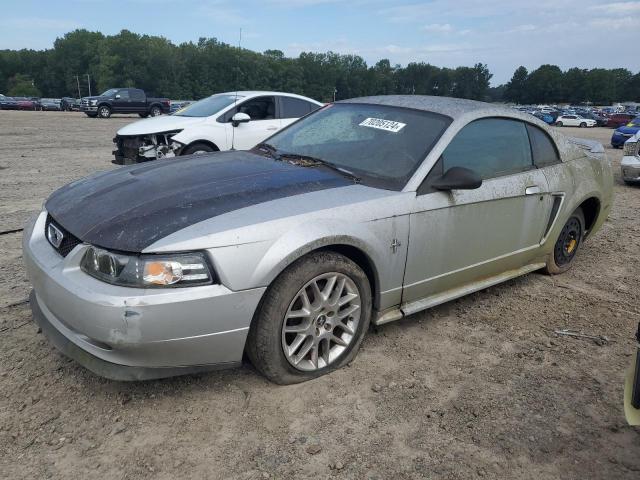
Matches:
[[45, 215, 82, 257], [114, 135, 143, 162]]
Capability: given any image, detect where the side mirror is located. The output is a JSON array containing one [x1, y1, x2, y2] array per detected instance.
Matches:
[[115, 94, 121, 99], [432, 167, 482, 191], [231, 112, 251, 127]]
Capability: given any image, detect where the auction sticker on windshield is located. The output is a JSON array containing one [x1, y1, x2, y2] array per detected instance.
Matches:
[[359, 117, 406, 133]]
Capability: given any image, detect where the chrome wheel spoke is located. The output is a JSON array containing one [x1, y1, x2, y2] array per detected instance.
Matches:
[[338, 291, 357, 307], [338, 320, 355, 336], [330, 334, 348, 347], [287, 333, 307, 356], [337, 303, 359, 320]]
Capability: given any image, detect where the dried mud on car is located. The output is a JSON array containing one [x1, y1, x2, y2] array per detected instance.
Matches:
[[1, 112, 639, 479]]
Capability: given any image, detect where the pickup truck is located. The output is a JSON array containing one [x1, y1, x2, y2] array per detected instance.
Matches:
[[80, 88, 170, 119]]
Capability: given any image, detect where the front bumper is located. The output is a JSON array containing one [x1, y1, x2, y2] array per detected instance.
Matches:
[[622, 156, 640, 183], [80, 105, 97, 112], [612, 134, 633, 147], [23, 211, 266, 380]]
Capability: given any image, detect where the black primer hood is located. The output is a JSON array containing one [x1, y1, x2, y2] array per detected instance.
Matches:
[[45, 151, 351, 252]]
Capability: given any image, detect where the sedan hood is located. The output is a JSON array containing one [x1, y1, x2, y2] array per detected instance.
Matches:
[[616, 125, 640, 135], [45, 151, 352, 252], [117, 115, 205, 136]]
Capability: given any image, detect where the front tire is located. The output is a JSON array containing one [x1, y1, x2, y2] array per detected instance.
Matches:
[[544, 208, 585, 275], [98, 105, 111, 118], [246, 251, 372, 384], [556, 121, 563, 127], [181, 142, 216, 156], [580, 122, 586, 128]]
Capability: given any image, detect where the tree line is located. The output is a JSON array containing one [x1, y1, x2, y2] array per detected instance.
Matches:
[[0, 29, 492, 101], [504, 65, 640, 105], [0, 29, 637, 104]]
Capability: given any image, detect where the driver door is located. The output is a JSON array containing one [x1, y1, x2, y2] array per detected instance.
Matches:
[[402, 118, 552, 304], [112, 89, 130, 112], [223, 96, 281, 150]]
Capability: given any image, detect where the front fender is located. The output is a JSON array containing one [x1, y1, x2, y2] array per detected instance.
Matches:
[[208, 216, 409, 310], [172, 123, 228, 151]]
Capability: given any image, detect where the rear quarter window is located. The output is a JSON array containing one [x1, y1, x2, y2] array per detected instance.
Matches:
[[526, 124, 561, 167]]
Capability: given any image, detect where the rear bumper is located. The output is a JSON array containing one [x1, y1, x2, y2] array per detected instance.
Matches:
[[23, 211, 266, 380]]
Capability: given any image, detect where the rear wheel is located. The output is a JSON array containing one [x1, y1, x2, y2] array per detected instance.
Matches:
[[556, 121, 563, 127], [149, 105, 162, 117], [98, 105, 111, 118], [181, 142, 216, 156], [544, 208, 585, 275], [246, 251, 372, 384]]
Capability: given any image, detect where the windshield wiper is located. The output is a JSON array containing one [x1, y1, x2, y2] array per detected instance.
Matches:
[[255, 142, 282, 161], [278, 152, 361, 183]]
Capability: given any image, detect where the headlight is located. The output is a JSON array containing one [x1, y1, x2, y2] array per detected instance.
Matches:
[[80, 246, 214, 288], [90, 99, 97, 105]]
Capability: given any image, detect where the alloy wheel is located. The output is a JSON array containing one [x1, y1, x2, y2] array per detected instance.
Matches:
[[281, 272, 361, 371]]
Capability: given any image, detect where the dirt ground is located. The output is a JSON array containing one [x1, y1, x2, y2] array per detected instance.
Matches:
[[0, 111, 639, 479]]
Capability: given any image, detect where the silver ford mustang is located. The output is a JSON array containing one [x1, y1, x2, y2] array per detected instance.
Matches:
[[23, 96, 613, 384]]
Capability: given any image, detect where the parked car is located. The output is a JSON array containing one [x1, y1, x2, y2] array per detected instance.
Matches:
[[112, 91, 323, 164], [611, 117, 640, 148], [0, 96, 19, 110], [578, 111, 608, 126], [621, 131, 640, 184], [80, 88, 170, 119], [61, 97, 80, 111], [170, 100, 193, 114], [40, 98, 62, 111], [555, 115, 596, 127], [13, 97, 38, 110], [533, 112, 554, 124], [606, 113, 635, 128], [24, 95, 613, 383]]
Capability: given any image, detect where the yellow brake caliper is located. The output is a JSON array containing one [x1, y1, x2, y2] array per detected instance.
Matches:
[[567, 238, 577, 254]]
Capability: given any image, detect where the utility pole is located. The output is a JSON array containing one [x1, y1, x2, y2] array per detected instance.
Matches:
[[333, 87, 337, 102], [86, 74, 91, 96], [75, 75, 81, 99]]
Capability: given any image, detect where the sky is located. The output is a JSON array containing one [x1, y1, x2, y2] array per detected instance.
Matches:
[[0, 0, 639, 85]]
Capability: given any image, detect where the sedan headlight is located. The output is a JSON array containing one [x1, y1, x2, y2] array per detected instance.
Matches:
[[80, 246, 214, 288], [90, 99, 97, 105]]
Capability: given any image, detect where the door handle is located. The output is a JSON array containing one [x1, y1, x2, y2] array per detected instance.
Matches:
[[525, 186, 541, 195]]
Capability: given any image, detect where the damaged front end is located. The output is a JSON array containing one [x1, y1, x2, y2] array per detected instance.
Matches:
[[112, 131, 184, 165]]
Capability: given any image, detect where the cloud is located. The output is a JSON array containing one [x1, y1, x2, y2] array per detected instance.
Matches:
[[422, 23, 453, 33], [589, 1, 640, 13]]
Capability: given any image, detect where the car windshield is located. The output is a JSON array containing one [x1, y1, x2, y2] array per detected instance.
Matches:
[[263, 103, 452, 190], [100, 89, 118, 97], [174, 94, 239, 117]]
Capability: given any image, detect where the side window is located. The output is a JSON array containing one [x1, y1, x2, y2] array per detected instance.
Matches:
[[280, 97, 318, 118], [130, 89, 145, 102], [442, 118, 533, 179], [526, 124, 561, 167], [220, 96, 276, 122], [116, 90, 130, 100]]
